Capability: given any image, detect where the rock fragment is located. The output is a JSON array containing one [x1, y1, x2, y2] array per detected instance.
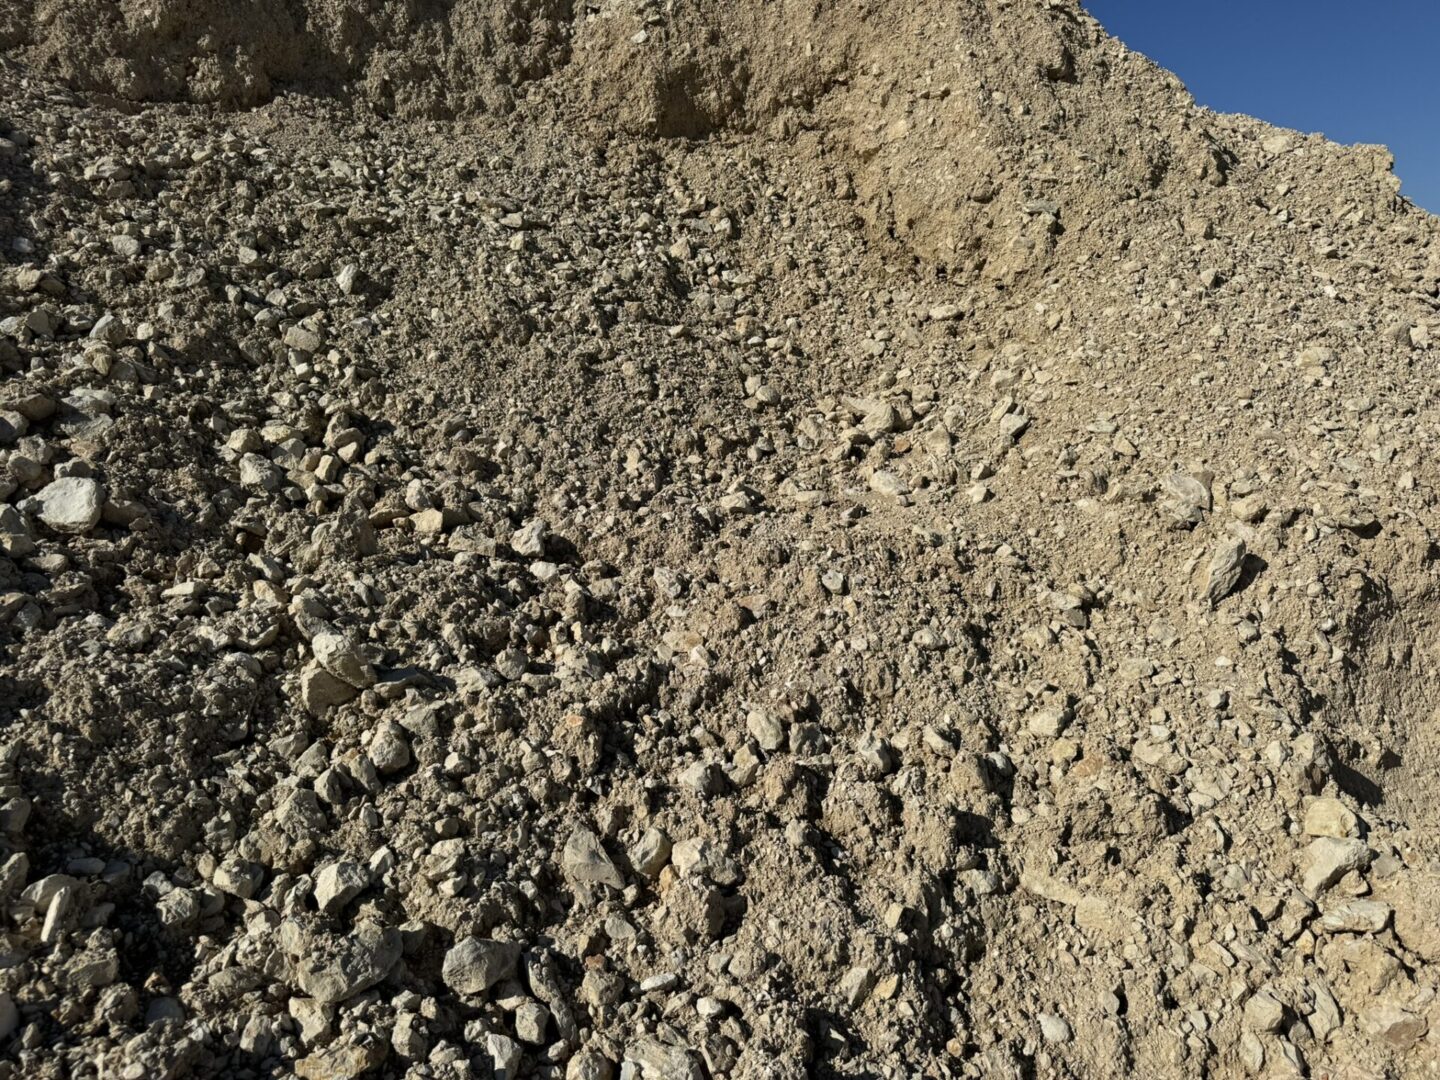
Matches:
[[442, 938, 520, 996], [627, 1039, 703, 1080], [301, 666, 359, 714], [312, 631, 376, 689], [1317, 900, 1390, 934], [34, 476, 104, 534], [562, 828, 624, 890], [629, 829, 672, 879], [1244, 989, 1286, 1033], [1038, 1012, 1072, 1043], [1304, 797, 1359, 839], [1202, 539, 1246, 606], [511, 518, 549, 556], [314, 861, 369, 915], [294, 924, 401, 1004], [1300, 837, 1369, 897]]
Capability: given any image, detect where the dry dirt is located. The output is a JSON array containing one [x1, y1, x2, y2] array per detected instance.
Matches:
[[1, 1, 1439, 1078]]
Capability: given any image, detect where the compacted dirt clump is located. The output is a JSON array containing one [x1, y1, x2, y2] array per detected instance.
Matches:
[[1, 1, 1439, 1077]]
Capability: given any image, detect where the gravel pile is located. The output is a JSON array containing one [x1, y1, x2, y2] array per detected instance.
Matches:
[[2, 2, 1439, 1077]]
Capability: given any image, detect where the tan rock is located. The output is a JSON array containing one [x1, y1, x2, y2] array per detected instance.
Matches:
[[1303, 797, 1359, 839], [1365, 1001, 1427, 1051], [1317, 900, 1390, 935], [300, 664, 359, 714], [1378, 871, 1440, 961], [1243, 988, 1285, 1033], [294, 1036, 386, 1079], [1300, 837, 1369, 897], [562, 828, 624, 890]]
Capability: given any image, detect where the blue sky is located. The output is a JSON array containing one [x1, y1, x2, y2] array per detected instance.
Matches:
[[1084, 1, 1440, 212]]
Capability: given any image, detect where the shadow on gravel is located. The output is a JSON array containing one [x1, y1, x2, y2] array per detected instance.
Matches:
[[16, 761, 290, 1078], [24, 769, 197, 973], [11, 764, 194, 1029], [0, 67, 51, 277], [1332, 757, 1385, 808]]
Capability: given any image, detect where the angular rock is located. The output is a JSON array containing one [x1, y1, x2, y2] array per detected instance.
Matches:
[[1202, 539, 1246, 606], [488, 1033, 523, 1079], [284, 325, 324, 353], [294, 923, 401, 1004], [1300, 837, 1369, 897], [35, 476, 104, 534], [1317, 899, 1390, 935], [312, 631, 376, 689], [442, 937, 520, 996], [294, 1036, 387, 1080], [1243, 989, 1285, 1033], [627, 1039, 703, 1080], [314, 861, 369, 916], [1038, 1012, 1071, 1044], [629, 828, 672, 879], [1366, 1001, 1427, 1050], [511, 518, 549, 557], [1304, 797, 1359, 839], [513, 999, 550, 1044], [300, 665, 359, 714], [567, 1049, 616, 1080], [0, 505, 35, 557], [213, 857, 263, 899], [368, 720, 411, 774], [1378, 871, 1440, 961], [562, 827, 624, 890]]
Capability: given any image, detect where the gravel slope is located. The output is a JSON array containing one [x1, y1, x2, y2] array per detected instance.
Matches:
[[1, 3, 1439, 1078]]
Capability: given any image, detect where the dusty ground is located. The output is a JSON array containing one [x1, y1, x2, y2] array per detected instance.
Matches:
[[1, 1, 1439, 1077]]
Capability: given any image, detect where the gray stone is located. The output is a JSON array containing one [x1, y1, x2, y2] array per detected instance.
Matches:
[[314, 861, 369, 916], [839, 966, 875, 1007], [0, 852, 28, 900], [511, 518, 549, 557], [89, 313, 126, 342], [562, 828, 624, 890], [442, 937, 520, 996], [629, 828, 672, 879], [284, 325, 323, 353], [1244, 989, 1285, 1033], [312, 631, 375, 689], [1301, 837, 1369, 897], [300, 665, 359, 714], [488, 1033, 523, 1079], [868, 470, 909, 497], [567, 1049, 616, 1080], [1318, 899, 1391, 934], [294, 923, 401, 1004], [627, 1038, 703, 1080], [746, 709, 785, 751], [1203, 539, 1246, 607], [213, 857, 263, 900], [1038, 1012, 1072, 1043], [368, 720, 411, 774], [514, 999, 550, 1044], [239, 453, 281, 491], [0, 505, 34, 557], [1304, 797, 1359, 839], [495, 648, 530, 681], [35, 476, 104, 534]]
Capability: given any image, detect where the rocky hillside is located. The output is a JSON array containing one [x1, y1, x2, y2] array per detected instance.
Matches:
[[1, 2, 1438, 1078]]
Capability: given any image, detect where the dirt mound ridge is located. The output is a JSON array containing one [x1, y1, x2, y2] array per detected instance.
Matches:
[[5, 0, 1409, 280], [1, 0, 573, 114]]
